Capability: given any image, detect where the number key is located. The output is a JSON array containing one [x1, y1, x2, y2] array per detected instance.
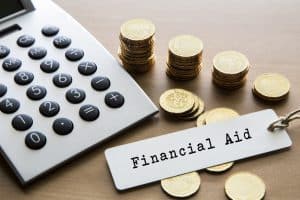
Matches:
[[25, 132, 47, 150], [53, 73, 72, 88], [28, 47, 47, 60], [66, 88, 86, 104], [26, 85, 47, 100], [40, 59, 59, 73], [0, 45, 10, 58], [39, 101, 60, 117], [65, 48, 84, 61], [14, 71, 34, 85], [12, 114, 33, 131], [0, 98, 20, 114], [17, 35, 35, 47], [2, 57, 22, 72]]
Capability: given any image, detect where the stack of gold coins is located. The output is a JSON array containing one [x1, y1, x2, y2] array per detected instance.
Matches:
[[212, 51, 250, 89], [166, 35, 203, 80], [159, 88, 205, 120], [196, 107, 239, 173], [118, 18, 155, 73], [252, 73, 290, 101]]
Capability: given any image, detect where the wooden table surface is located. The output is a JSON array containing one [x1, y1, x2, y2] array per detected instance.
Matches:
[[1, 0, 300, 199]]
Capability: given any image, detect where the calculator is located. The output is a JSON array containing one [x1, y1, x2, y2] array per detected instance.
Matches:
[[0, 0, 158, 185]]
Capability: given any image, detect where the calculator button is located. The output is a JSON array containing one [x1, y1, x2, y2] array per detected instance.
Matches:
[[53, 73, 72, 88], [12, 114, 33, 131], [0, 45, 10, 58], [25, 131, 47, 150], [79, 104, 99, 121], [0, 84, 7, 97], [53, 36, 71, 49], [14, 71, 34, 85], [53, 118, 73, 135], [28, 47, 47, 60], [2, 57, 22, 71], [17, 35, 35, 47], [26, 85, 47, 100], [91, 76, 110, 91], [40, 59, 59, 73], [78, 61, 97, 75], [42, 25, 59, 37], [39, 101, 60, 117], [105, 92, 125, 108], [65, 48, 84, 61], [0, 98, 20, 114], [66, 88, 86, 104]]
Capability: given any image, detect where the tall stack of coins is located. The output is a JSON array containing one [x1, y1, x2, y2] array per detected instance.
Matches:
[[118, 18, 155, 73], [159, 88, 205, 120], [166, 35, 203, 80], [212, 51, 250, 89], [196, 107, 239, 172], [253, 73, 290, 101]]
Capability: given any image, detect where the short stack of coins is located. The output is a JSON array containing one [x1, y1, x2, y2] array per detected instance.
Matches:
[[118, 18, 155, 73], [212, 51, 250, 89], [159, 88, 205, 120], [252, 73, 290, 101], [166, 35, 203, 80]]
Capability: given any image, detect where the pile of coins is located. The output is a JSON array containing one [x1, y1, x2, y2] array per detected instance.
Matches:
[[212, 51, 250, 89], [253, 73, 290, 101], [159, 89, 205, 120], [196, 107, 239, 172], [118, 18, 155, 73], [166, 35, 203, 80]]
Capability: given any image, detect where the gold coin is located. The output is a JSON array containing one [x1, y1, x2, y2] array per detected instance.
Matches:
[[213, 51, 249, 75], [161, 172, 201, 198], [205, 107, 239, 125], [196, 111, 209, 127], [253, 73, 290, 100], [168, 35, 203, 58], [206, 162, 234, 173], [120, 19, 155, 41], [159, 89, 195, 114], [225, 172, 266, 200], [179, 96, 205, 120]]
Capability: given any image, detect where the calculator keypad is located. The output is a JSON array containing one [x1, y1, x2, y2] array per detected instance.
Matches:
[[53, 73, 72, 88], [0, 45, 10, 58], [0, 84, 7, 97], [2, 57, 22, 71], [40, 59, 60, 73], [79, 104, 99, 121], [0, 98, 20, 114], [28, 47, 47, 60], [53, 36, 71, 49], [17, 35, 35, 47], [26, 85, 47, 100], [78, 61, 97, 75], [52, 118, 73, 135], [25, 132, 47, 150], [39, 101, 60, 117], [14, 71, 34, 85], [41, 25, 59, 37], [66, 88, 86, 104], [12, 114, 33, 131], [65, 48, 84, 61]]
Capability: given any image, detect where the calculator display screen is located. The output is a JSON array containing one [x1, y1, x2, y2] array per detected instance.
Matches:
[[0, 0, 24, 19]]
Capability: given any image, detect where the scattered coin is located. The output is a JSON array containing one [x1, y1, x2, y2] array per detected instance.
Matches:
[[253, 73, 290, 101], [159, 88, 205, 120], [161, 172, 201, 198], [166, 35, 203, 80], [225, 172, 266, 200], [118, 18, 155, 73], [195, 107, 239, 172], [212, 51, 250, 89], [206, 162, 234, 173]]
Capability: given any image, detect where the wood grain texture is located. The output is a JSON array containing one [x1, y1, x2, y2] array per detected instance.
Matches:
[[1, 0, 300, 199]]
